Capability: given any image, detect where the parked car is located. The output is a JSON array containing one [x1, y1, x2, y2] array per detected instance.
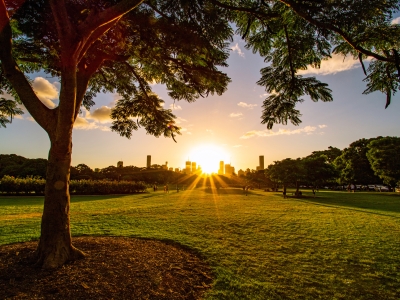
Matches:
[[375, 185, 389, 192]]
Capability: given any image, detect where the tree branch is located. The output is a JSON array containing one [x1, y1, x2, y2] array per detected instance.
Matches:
[[279, 0, 394, 63], [78, 0, 145, 39], [0, 0, 56, 135]]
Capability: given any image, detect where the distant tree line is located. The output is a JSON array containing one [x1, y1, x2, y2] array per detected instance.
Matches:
[[2, 136, 400, 190], [0, 155, 240, 187], [260, 136, 400, 192]]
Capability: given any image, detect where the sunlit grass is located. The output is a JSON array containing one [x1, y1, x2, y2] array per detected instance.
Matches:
[[1, 189, 400, 299]]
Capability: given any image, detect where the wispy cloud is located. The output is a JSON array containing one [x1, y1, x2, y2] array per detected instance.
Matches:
[[74, 116, 110, 131], [230, 112, 243, 118], [392, 17, 400, 24], [238, 102, 257, 109], [169, 104, 182, 111], [240, 125, 326, 139], [233, 145, 242, 148], [298, 54, 365, 76], [32, 77, 59, 108], [181, 127, 192, 135], [230, 43, 245, 57], [175, 117, 187, 124]]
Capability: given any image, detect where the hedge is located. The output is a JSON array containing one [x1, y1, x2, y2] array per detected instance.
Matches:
[[0, 176, 147, 195]]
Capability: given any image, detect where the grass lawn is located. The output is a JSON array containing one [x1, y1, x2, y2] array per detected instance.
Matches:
[[1, 188, 400, 299]]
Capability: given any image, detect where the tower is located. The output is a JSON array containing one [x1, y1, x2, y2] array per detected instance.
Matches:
[[186, 161, 191, 174], [117, 161, 123, 168], [147, 155, 151, 168], [218, 161, 224, 175], [259, 155, 264, 170], [191, 162, 196, 173]]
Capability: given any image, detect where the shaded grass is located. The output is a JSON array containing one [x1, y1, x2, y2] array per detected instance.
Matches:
[[1, 189, 400, 299]]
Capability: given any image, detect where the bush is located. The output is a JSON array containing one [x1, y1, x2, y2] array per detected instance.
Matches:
[[0, 176, 147, 195]]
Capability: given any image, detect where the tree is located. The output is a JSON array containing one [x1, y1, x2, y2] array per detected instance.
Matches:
[[265, 158, 303, 195], [303, 155, 337, 189], [367, 137, 400, 188], [0, 0, 231, 268], [333, 138, 382, 185], [308, 146, 342, 164]]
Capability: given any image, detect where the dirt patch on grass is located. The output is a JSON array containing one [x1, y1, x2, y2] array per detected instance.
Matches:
[[0, 237, 213, 299]]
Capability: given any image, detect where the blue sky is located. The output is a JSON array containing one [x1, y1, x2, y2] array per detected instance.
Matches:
[[1, 35, 399, 173]]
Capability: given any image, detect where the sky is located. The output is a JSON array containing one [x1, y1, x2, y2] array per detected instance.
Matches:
[[1, 34, 400, 173]]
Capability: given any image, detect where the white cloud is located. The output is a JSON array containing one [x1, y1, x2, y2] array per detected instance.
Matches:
[[169, 104, 182, 111], [240, 126, 318, 139], [298, 54, 366, 76], [238, 102, 257, 109], [74, 116, 110, 131], [318, 124, 327, 129], [230, 112, 243, 118], [32, 77, 59, 108], [392, 17, 400, 24], [230, 43, 245, 57], [86, 106, 112, 123]]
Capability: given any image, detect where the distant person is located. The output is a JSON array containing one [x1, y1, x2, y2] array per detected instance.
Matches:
[[153, 185, 156, 192], [165, 185, 169, 193], [350, 184, 355, 193], [283, 187, 287, 199]]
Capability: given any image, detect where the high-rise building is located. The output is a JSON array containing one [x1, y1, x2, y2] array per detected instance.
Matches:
[[218, 161, 224, 175], [147, 155, 151, 168], [225, 164, 235, 176], [185, 161, 191, 174], [191, 162, 196, 173], [259, 155, 264, 170], [162, 161, 169, 170], [238, 169, 245, 176], [117, 161, 123, 168]]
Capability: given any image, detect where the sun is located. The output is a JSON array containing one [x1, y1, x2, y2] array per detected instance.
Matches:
[[188, 145, 230, 174]]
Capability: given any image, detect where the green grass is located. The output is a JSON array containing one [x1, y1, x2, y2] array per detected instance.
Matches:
[[1, 189, 400, 299]]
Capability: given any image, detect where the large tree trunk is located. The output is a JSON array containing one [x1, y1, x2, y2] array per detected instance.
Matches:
[[36, 133, 85, 269], [35, 66, 85, 269]]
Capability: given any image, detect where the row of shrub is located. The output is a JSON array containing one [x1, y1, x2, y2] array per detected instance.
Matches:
[[0, 176, 147, 195]]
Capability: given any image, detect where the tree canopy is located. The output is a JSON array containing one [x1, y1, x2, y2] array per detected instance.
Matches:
[[367, 136, 400, 187]]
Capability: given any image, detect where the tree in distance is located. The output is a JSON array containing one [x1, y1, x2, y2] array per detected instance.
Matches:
[[367, 136, 400, 188], [1, 0, 400, 269]]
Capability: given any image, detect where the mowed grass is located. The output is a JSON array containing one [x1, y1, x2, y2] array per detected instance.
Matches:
[[1, 189, 400, 299]]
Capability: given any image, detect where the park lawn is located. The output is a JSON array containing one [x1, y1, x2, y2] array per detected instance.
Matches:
[[1, 189, 400, 299]]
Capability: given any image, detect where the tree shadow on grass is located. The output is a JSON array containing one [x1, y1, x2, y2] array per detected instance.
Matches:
[[296, 193, 400, 218]]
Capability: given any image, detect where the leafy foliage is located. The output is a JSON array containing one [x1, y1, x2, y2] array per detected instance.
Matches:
[[333, 138, 382, 185], [0, 97, 23, 128], [367, 136, 400, 187]]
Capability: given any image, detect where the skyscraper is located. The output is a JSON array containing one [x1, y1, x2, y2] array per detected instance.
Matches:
[[218, 161, 224, 175], [191, 162, 196, 173], [186, 161, 191, 174], [147, 155, 151, 168], [259, 155, 264, 170]]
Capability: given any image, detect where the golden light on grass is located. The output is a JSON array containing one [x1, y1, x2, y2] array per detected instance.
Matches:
[[188, 144, 230, 174]]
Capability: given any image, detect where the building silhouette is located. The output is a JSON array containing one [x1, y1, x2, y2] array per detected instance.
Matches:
[[117, 161, 123, 168], [256, 155, 265, 171], [147, 155, 151, 168], [225, 164, 235, 176], [218, 161, 224, 175], [185, 161, 191, 174]]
